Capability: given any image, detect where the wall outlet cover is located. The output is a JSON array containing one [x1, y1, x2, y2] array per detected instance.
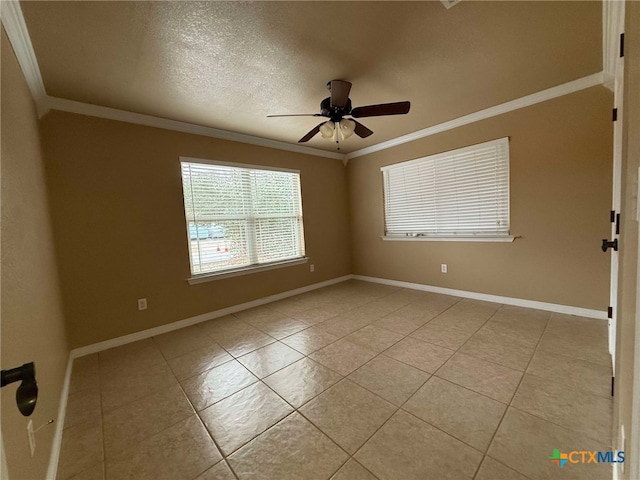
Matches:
[[138, 298, 147, 310]]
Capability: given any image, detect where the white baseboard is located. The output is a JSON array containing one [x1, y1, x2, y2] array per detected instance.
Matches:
[[46, 355, 73, 480], [70, 275, 352, 358], [70, 272, 607, 360], [352, 275, 608, 320]]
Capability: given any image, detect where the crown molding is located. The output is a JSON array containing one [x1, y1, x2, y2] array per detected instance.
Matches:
[[344, 72, 605, 162], [46, 72, 605, 165], [44, 96, 345, 161], [1, 1, 49, 117], [440, 0, 461, 10]]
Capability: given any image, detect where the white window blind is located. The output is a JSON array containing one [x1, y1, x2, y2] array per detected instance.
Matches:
[[181, 161, 305, 276], [382, 138, 510, 238]]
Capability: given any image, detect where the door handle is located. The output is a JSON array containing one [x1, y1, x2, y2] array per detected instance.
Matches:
[[1, 362, 38, 416], [602, 238, 618, 252]]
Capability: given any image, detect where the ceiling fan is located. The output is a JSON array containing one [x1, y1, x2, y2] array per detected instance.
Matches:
[[268, 80, 410, 148]]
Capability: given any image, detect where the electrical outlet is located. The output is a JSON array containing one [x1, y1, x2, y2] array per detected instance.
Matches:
[[27, 420, 35, 457], [137, 298, 147, 311], [441, 264, 448, 273], [310, 264, 315, 272]]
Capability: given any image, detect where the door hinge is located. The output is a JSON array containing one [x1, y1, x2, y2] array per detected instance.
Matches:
[[609, 211, 621, 237], [612, 376, 615, 397], [608, 306, 613, 318], [613, 108, 618, 121], [620, 33, 625, 57]]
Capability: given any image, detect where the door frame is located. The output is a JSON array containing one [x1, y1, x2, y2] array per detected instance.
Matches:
[[607, 0, 625, 372]]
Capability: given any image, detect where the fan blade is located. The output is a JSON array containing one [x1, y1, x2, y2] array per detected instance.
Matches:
[[267, 113, 321, 117], [352, 120, 374, 138], [298, 123, 324, 143], [351, 101, 411, 118], [329, 80, 352, 108]]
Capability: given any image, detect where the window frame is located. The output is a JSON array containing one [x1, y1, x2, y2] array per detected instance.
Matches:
[[380, 138, 515, 243], [180, 157, 307, 283]]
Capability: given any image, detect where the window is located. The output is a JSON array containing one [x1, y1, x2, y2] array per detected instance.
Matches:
[[180, 159, 305, 277], [382, 138, 510, 240]]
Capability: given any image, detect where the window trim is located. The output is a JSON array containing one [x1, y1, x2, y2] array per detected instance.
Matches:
[[180, 157, 306, 279], [187, 257, 308, 284], [381, 235, 516, 243]]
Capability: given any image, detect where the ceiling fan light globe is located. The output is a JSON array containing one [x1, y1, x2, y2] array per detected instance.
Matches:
[[339, 119, 356, 140], [319, 121, 335, 139]]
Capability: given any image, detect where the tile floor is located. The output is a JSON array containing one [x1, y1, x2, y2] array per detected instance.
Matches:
[[57, 280, 613, 480]]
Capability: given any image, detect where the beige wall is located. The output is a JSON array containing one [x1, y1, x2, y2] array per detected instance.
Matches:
[[39, 112, 351, 349], [1, 28, 69, 479], [615, 1, 639, 477], [348, 86, 613, 310]]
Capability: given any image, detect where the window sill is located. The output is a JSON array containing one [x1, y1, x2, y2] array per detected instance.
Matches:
[[187, 257, 308, 285], [382, 235, 517, 243]]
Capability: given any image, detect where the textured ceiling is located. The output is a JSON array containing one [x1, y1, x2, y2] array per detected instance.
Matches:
[[20, 1, 602, 154]]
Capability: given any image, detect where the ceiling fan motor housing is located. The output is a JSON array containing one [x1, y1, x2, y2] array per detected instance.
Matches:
[[320, 97, 352, 121]]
